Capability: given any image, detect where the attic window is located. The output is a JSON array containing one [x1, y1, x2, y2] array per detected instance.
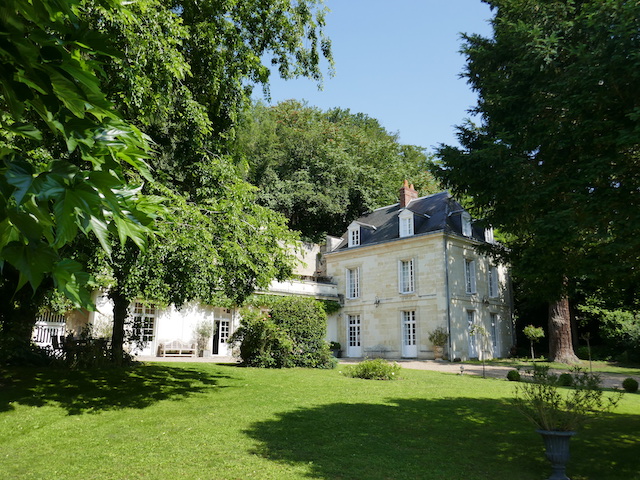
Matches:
[[399, 209, 414, 238], [348, 224, 360, 247], [484, 227, 495, 244], [462, 212, 472, 237]]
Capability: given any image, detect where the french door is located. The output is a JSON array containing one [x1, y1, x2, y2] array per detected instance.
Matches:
[[347, 314, 362, 357], [401, 311, 417, 358]]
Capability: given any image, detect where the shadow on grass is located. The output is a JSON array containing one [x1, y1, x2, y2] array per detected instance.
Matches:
[[245, 397, 639, 480], [0, 364, 230, 415]]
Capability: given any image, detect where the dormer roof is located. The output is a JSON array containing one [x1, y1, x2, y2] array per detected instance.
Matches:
[[334, 191, 488, 250]]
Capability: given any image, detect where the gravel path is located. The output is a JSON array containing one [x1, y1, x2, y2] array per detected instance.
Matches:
[[137, 355, 633, 389]]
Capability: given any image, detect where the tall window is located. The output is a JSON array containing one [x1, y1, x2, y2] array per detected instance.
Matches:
[[132, 302, 156, 343], [402, 311, 416, 346], [399, 210, 414, 237], [484, 227, 495, 244], [348, 225, 360, 247], [399, 259, 415, 294], [346, 267, 360, 299], [465, 259, 476, 294], [219, 320, 230, 343], [490, 313, 499, 350], [488, 266, 499, 298], [348, 315, 361, 347], [462, 212, 472, 237]]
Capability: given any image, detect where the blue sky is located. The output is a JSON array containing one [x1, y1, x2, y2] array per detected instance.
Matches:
[[260, 1, 494, 153]]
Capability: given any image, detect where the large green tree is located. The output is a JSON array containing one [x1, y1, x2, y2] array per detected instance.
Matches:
[[433, 0, 640, 363], [0, 0, 164, 362], [78, 0, 333, 361], [236, 100, 438, 241]]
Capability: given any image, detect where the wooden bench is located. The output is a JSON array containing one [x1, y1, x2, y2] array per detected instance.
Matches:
[[157, 340, 197, 357]]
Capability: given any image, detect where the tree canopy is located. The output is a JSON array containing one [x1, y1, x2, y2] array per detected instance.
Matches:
[[433, 0, 640, 362], [236, 100, 439, 241], [0, 0, 161, 304], [0, 0, 334, 363]]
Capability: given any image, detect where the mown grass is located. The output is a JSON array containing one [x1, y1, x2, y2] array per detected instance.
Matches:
[[0, 362, 638, 480]]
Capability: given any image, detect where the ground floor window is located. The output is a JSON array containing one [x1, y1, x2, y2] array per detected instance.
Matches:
[[348, 314, 361, 347], [132, 302, 156, 343], [219, 320, 230, 343]]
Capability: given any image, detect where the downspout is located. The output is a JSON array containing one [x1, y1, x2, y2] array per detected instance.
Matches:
[[443, 234, 453, 361]]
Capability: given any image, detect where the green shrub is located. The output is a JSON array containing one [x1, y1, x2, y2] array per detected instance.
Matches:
[[230, 297, 333, 368], [228, 309, 294, 368], [343, 358, 401, 380], [558, 372, 573, 386], [507, 369, 521, 382], [622, 377, 638, 393]]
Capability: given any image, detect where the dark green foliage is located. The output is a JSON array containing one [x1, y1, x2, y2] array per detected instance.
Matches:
[[579, 303, 640, 363], [0, 0, 160, 306], [343, 358, 401, 380], [229, 309, 294, 368], [237, 100, 439, 241], [558, 373, 573, 387], [514, 365, 622, 431], [435, 0, 640, 302], [230, 297, 333, 368], [434, 0, 640, 364], [507, 369, 521, 382], [622, 378, 638, 393]]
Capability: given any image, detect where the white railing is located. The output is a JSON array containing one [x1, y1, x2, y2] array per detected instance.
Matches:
[[33, 312, 66, 346]]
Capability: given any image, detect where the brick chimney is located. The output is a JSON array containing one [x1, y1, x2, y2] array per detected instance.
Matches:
[[399, 180, 418, 207]]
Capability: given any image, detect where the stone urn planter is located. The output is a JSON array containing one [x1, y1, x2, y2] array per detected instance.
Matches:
[[433, 345, 444, 360], [514, 365, 622, 480], [537, 429, 576, 480], [428, 327, 448, 360]]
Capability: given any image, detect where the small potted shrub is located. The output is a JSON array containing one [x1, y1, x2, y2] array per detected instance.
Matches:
[[329, 341, 342, 358], [507, 369, 521, 382], [514, 365, 622, 480], [622, 377, 638, 393], [428, 327, 448, 360]]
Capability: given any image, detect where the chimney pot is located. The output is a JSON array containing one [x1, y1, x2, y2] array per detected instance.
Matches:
[[399, 180, 418, 207]]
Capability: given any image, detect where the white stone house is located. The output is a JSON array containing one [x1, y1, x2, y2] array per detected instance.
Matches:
[[324, 182, 514, 361], [33, 184, 514, 361], [32, 242, 340, 358]]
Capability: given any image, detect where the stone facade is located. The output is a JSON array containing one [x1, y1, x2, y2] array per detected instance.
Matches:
[[324, 190, 513, 361]]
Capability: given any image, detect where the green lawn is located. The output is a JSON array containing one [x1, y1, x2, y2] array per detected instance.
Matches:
[[0, 363, 638, 480]]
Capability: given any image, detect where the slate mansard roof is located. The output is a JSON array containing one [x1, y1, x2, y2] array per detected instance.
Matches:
[[334, 191, 488, 250]]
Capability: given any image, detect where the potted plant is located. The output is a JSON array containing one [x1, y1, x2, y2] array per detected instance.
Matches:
[[329, 341, 342, 358], [194, 321, 214, 357], [513, 365, 622, 480], [523, 324, 545, 360], [428, 327, 448, 360]]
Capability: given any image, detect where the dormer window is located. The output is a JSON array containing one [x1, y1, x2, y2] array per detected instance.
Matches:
[[462, 212, 472, 237], [348, 223, 361, 247], [398, 209, 414, 238], [484, 227, 495, 244]]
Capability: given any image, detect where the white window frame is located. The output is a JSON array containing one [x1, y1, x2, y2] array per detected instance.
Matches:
[[348, 314, 361, 347], [346, 267, 360, 299], [398, 210, 414, 238], [484, 227, 495, 244], [131, 302, 157, 343], [402, 310, 417, 346], [398, 258, 415, 294], [488, 265, 499, 298], [462, 212, 472, 237], [490, 313, 499, 350], [348, 224, 360, 247], [465, 259, 476, 294]]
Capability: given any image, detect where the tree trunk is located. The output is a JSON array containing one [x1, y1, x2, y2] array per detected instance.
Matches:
[[548, 297, 578, 364], [109, 288, 130, 366], [0, 266, 48, 364]]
